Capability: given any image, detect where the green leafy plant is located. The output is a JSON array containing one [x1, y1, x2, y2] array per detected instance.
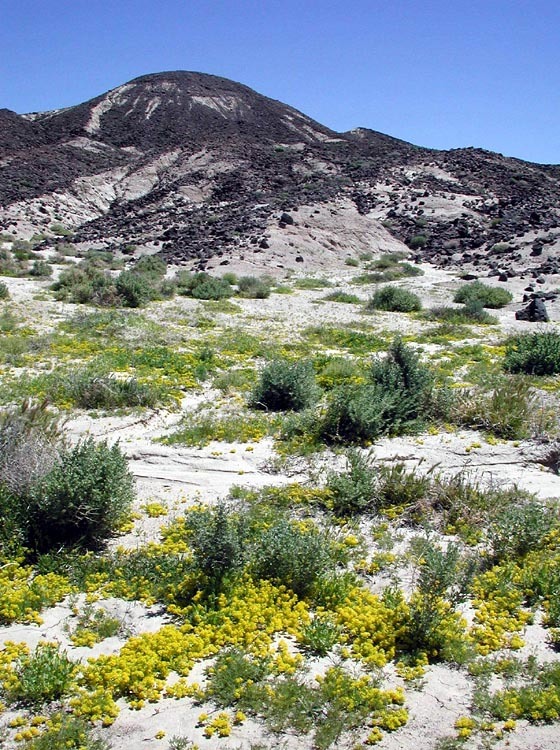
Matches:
[[237, 275, 271, 298], [20, 715, 109, 750], [8, 643, 75, 705], [0, 281, 9, 299], [250, 359, 320, 411], [453, 281, 512, 309], [504, 331, 560, 375], [366, 286, 422, 312], [326, 449, 378, 515], [25, 437, 135, 553]]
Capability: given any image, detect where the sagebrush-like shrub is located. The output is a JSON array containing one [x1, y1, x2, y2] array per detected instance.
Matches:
[[251, 518, 334, 598], [115, 270, 156, 307], [0, 280, 10, 298], [250, 359, 320, 412], [426, 299, 497, 324], [366, 286, 422, 312], [326, 449, 378, 515], [453, 281, 512, 309], [25, 437, 134, 552], [54, 371, 161, 410], [504, 331, 560, 375], [320, 383, 390, 443], [237, 275, 271, 299], [9, 643, 75, 705]]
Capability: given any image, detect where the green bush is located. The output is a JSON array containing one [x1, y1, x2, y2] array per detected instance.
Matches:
[[8, 643, 75, 705], [21, 715, 109, 750], [25, 437, 135, 553], [426, 300, 497, 325], [53, 371, 161, 410], [366, 286, 422, 312], [237, 275, 271, 299], [0, 281, 9, 299], [29, 260, 53, 277], [131, 254, 167, 279], [250, 359, 320, 412], [251, 518, 334, 598], [323, 290, 361, 304], [326, 449, 378, 515], [408, 234, 428, 249], [115, 270, 155, 307], [488, 501, 556, 561], [186, 504, 247, 592], [321, 339, 433, 443], [453, 281, 512, 308], [503, 331, 560, 375]]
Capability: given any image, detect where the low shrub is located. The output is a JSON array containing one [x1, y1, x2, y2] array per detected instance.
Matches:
[[115, 270, 156, 307], [54, 371, 162, 410], [488, 501, 556, 561], [453, 281, 512, 309], [237, 275, 271, 299], [176, 271, 233, 300], [326, 449, 378, 515], [408, 234, 428, 249], [323, 290, 361, 304], [251, 517, 334, 598], [321, 339, 433, 443], [426, 300, 497, 325], [503, 331, 560, 375], [250, 359, 320, 412], [19, 715, 109, 750], [8, 643, 75, 705], [29, 260, 53, 277], [25, 437, 135, 553], [366, 286, 422, 312], [0, 281, 10, 298], [294, 277, 332, 290]]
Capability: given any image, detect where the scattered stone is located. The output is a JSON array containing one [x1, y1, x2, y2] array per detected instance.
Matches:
[[515, 298, 549, 322]]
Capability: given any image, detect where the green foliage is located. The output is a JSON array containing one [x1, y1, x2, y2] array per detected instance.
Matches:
[[250, 359, 320, 412], [8, 643, 75, 705], [504, 331, 560, 375], [0, 281, 10, 298], [344, 256, 359, 267], [453, 281, 512, 309], [366, 286, 422, 312], [205, 648, 270, 707], [300, 615, 341, 656], [237, 275, 271, 298], [187, 504, 247, 591], [25, 437, 134, 553], [408, 234, 428, 249], [294, 277, 332, 290], [251, 517, 334, 598], [21, 715, 109, 750], [426, 300, 498, 325], [176, 271, 233, 300], [29, 260, 53, 277], [449, 378, 538, 439], [52, 370, 162, 409], [326, 450, 378, 515], [488, 501, 556, 561], [323, 290, 361, 304], [115, 270, 155, 307]]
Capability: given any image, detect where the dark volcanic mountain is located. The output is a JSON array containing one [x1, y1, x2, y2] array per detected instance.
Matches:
[[2, 71, 560, 276]]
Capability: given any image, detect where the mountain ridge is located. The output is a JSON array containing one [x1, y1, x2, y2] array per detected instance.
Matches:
[[2, 71, 559, 277]]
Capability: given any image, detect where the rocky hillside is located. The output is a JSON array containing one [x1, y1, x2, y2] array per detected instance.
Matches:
[[2, 71, 560, 276]]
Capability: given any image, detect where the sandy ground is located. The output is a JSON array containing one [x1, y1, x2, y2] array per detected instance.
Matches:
[[1, 257, 560, 749]]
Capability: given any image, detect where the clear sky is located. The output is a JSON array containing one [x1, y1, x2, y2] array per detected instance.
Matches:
[[1, 0, 559, 164]]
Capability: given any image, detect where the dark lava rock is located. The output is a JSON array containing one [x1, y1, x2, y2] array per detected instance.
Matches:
[[280, 212, 294, 225], [516, 298, 549, 322]]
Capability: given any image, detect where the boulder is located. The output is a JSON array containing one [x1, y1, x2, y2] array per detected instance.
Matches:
[[515, 298, 549, 322]]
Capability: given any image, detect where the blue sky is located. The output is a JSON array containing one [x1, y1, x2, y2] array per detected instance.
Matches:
[[1, 0, 559, 163]]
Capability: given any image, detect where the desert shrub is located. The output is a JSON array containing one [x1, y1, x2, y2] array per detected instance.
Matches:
[[237, 275, 271, 298], [0, 281, 9, 298], [300, 615, 341, 656], [29, 260, 53, 277], [366, 286, 422, 312], [51, 262, 109, 303], [20, 715, 109, 750], [53, 371, 161, 410], [131, 254, 167, 279], [321, 339, 433, 444], [115, 270, 155, 307], [503, 331, 560, 375], [326, 449, 378, 515], [323, 290, 361, 304], [25, 437, 134, 553], [294, 277, 332, 290], [0, 400, 62, 497], [192, 275, 233, 300], [488, 501, 557, 561], [449, 378, 537, 439], [378, 462, 431, 510], [251, 518, 334, 598], [250, 359, 320, 412], [453, 281, 512, 308], [8, 643, 75, 705], [408, 234, 428, 249], [426, 299, 497, 325], [186, 504, 247, 592]]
